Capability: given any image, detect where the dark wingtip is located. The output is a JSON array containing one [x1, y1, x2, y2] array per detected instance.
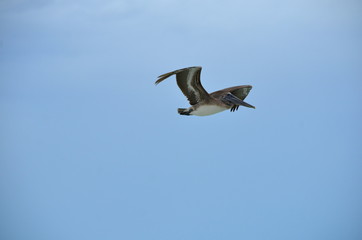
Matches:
[[154, 78, 162, 85]]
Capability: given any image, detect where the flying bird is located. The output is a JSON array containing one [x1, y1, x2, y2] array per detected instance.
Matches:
[[155, 66, 255, 116]]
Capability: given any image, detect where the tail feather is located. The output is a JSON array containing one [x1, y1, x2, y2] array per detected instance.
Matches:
[[178, 108, 191, 116]]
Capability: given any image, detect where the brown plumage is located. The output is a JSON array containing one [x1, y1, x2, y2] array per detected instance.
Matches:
[[155, 66, 255, 116]]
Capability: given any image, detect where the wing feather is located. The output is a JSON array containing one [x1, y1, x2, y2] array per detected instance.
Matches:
[[155, 66, 210, 105]]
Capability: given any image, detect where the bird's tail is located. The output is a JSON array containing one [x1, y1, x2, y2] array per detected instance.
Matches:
[[178, 108, 191, 116]]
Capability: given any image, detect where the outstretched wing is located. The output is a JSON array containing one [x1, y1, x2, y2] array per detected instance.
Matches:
[[155, 66, 210, 105]]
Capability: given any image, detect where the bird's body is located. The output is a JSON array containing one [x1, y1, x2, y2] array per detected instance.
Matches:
[[155, 66, 255, 116], [188, 104, 227, 116]]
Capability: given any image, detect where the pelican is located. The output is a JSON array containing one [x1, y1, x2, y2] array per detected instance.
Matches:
[[155, 66, 255, 116]]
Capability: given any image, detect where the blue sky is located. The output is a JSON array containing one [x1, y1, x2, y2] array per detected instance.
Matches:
[[1, 0, 362, 239]]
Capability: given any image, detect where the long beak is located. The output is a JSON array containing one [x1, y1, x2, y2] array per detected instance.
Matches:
[[223, 93, 255, 109], [240, 100, 255, 109]]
